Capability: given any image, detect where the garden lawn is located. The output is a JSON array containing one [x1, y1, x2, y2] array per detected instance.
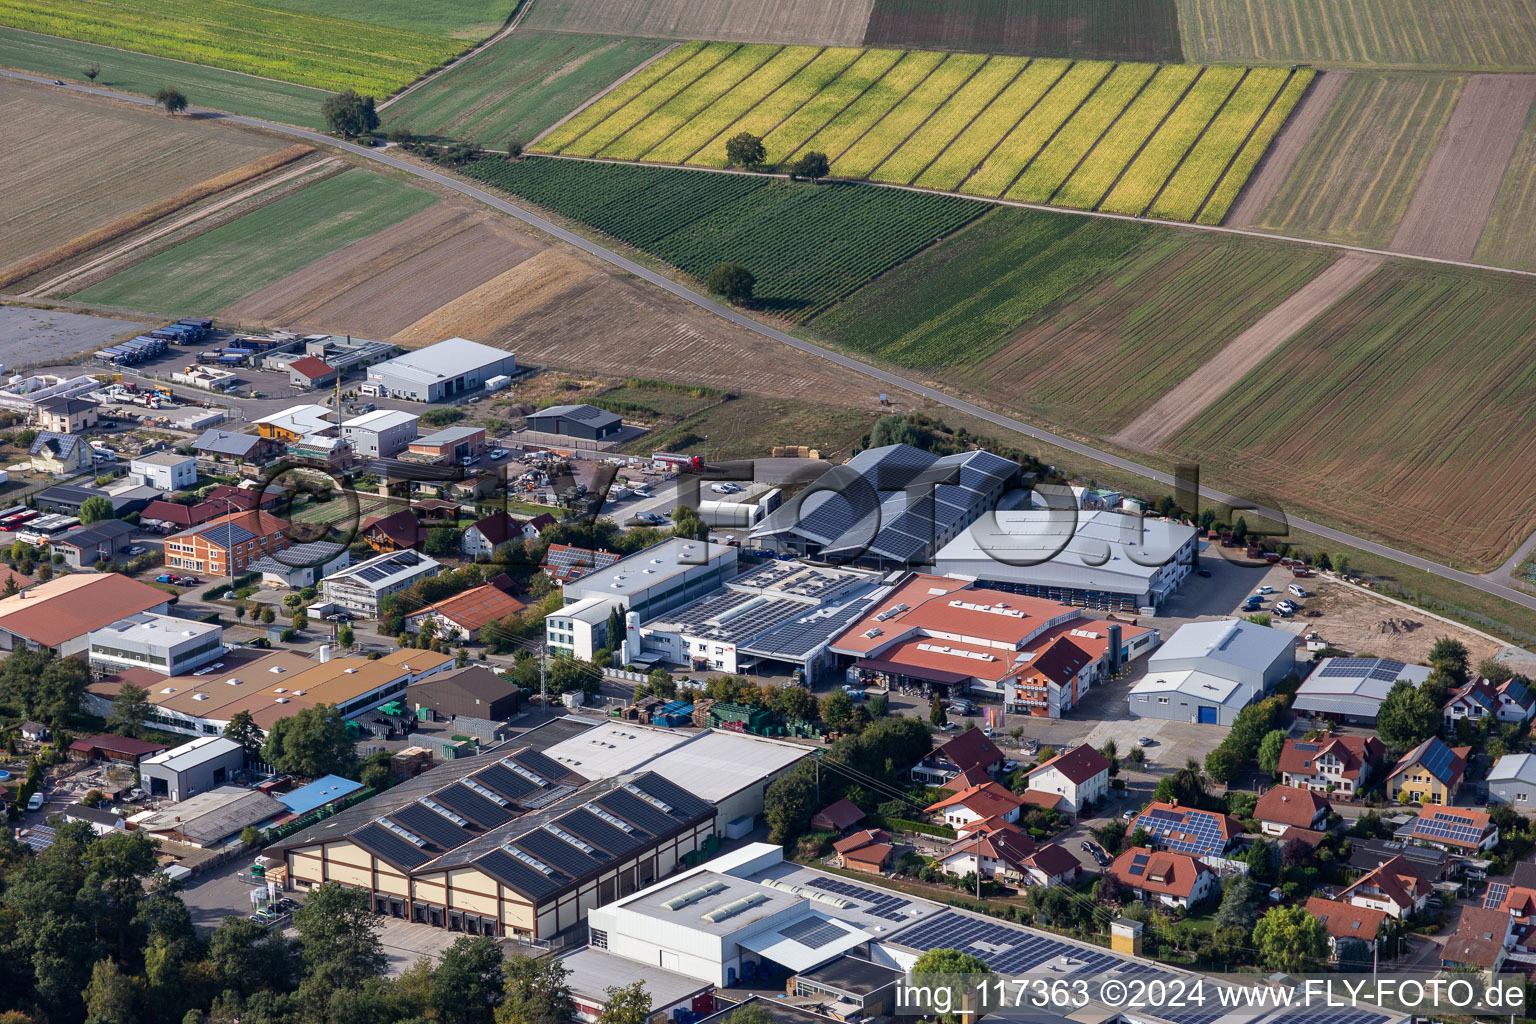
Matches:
[[71, 170, 438, 314], [1148, 67, 1289, 220], [911, 58, 1069, 190], [1197, 69, 1313, 224], [1006, 62, 1153, 202], [962, 60, 1113, 196]]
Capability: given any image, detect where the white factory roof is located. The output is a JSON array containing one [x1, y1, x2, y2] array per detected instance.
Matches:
[[1489, 753, 1536, 785], [738, 911, 873, 971], [554, 594, 626, 624], [255, 403, 335, 435], [558, 946, 711, 1008], [540, 721, 692, 777], [564, 538, 731, 600], [342, 409, 418, 431], [932, 508, 1195, 593], [1290, 657, 1434, 719], [326, 549, 440, 593], [90, 611, 221, 647], [538, 721, 810, 799], [1129, 670, 1257, 707], [141, 735, 243, 772], [370, 337, 513, 385], [1149, 618, 1293, 673]]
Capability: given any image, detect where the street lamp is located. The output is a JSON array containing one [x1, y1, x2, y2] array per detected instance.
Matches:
[[204, 494, 241, 594]]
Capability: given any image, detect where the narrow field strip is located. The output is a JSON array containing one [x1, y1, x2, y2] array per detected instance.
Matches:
[[646, 45, 822, 164], [839, 53, 988, 180], [555, 41, 736, 156], [804, 50, 949, 166], [604, 44, 784, 160], [883, 56, 1028, 185], [1148, 67, 1288, 220], [1198, 69, 1313, 224], [1007, 62, 1154, 203], [687, 47, 862, 166], [758, 48, 904, 165], [1099, 64, 1245, 214], [961, 60, 1114, 196], [911, 59, 1068, 191], [536, 41, 704, 152]]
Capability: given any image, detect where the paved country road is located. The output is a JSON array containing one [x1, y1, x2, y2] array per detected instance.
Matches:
[[6, 68, 1536, 618]]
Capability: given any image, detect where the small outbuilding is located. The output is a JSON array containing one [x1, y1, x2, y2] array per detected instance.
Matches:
[[525, 404, 623, 441]]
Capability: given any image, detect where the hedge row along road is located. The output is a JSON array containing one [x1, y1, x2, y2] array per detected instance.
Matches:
[[7, 67, 1536, 615]]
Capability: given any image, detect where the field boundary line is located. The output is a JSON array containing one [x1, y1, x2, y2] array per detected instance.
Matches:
[[866, 56, 991, 182], [823, 52, 951, 166], [678, 45, 826, 164], [1090, 64, 1205, 211], [782, 51, 909, 165], [634, 44, 785, 161], [595, 43, 743, 158], [529, 42, 681, 147], [1138, 66, 1248, 216], [954, 60, 1074, 193], [550, 41, 711, 153], [1194, 66, 1298, 223], [379, 0, 539, 112], [998, 61, 1119, 198], [1045, 62, 1159, 205], [904, 59, 1029, 186]]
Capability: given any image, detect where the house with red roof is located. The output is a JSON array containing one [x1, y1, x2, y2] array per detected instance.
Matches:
[[1442, 906, 1513, 974], [1306, 896, 1388, 955], [1109, 847, 1215, 909], [833, 829, 894, 874], [1021, 843, 1085, 888], [286, 356, 339, 391], [404, 580, 526, 641], [1406, 804, 1498, 853], [938, 821, 1035, 881], [1024, 743, 1110, 815], [1340, 855, 1434, 918], [924, 781, 1023, 829], [1279, 734, 1385, 797], [1255, 785, 1331, 836], [911, 727, 1004, 785], [811, 798, 866, 833], [68, 734, 168, 765], [363, 509, 423, 552]]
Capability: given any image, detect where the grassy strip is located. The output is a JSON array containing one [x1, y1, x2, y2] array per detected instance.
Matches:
[[535, 41, 703, 152], [759, 48, 905, 164], [605, 43, 784, 160], [963, 60, 1114, 196], [1148, 67, 1288, 220], [0, 143, 313, 290], [803, 50, 948, 165], [1098, 64, 1244, 214], [558, 41, 738, 156], [645, 44, 820, 163], [1197, 69, 1313, 224], [1474, 88, 1536, 269], [1052, 64, 1200, 210], [911, 59, 1068, 190], [688, 47, 863, 167], [1006, 62, 1153, 202], [879, 56, 1026, 184], [837, 52, 987, 179]]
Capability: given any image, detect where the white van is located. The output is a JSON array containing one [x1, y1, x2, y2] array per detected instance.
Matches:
[[26, 792, 43, 811], [1287, 584, 1309, 598]]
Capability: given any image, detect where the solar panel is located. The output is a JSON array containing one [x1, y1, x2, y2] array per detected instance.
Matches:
[[1485, 883, 1509, 910], [1132, 807, 1231, 856], [805, 877, 912, 921], [780, 917, 848, 949], [891, 910, 1153, 977]]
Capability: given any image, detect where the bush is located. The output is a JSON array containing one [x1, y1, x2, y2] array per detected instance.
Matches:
[[707, 263, 755, 305]]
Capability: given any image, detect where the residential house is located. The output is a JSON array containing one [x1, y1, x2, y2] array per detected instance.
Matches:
[[1488, 753, 1536, 809], [254, 404, 335, 443], [35, 396, 99, 434], [1108, 847, 1215, 909], [29, 432, 90, 475], [464, 511, 516, 559], [403, 580, 525, 642], [1023, 744, 1110, 816], [1405, 804, 1498, 853], [20, 721, 47, 743], [1129, 801, 1243, 857], [833, 829, 894, 874], [1254, 785, 1331, 837], [810, 798, 866, 833], [1444, 679, 1502, 734], [938, 821, 1035, 883], [51, 519, 137, 569], [1279, 734, 1385, 798], [1495, 677, 1536, 723], [321, 549, 441, 618], [1442, 907, 1512, 975], [363, 509, 422, 552], [67, 734, 168, 765], [1305, 896, 1388, 957], [129, 451, 197, 492], [910, 728, 1005, 785], [924, 782, 1023, 829], [520, 513, 558, 541], [405, 426, 485, 466], [1386, 736, 1470, 805], [192, 429, 277, 474], [1020, 843, 1084, 888], [164, 511, 290, 575], [1340, 855, 1434, 919]]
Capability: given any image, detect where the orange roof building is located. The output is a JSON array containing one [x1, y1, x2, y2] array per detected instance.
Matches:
[[0, 572, 171, 655], [1306, 896, 1388, 951], [834, 829, 895, 874], [1255, 785, 1331, 835], [925, 781, 1024, 828], [404, 582, 526, 641], [1341, 855, 1434, 919], [1109, 847, 1216, 909]]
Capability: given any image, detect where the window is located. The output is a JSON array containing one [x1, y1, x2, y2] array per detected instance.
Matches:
[[1157, 697, 1169, 704], [591, 928, 608, 949]]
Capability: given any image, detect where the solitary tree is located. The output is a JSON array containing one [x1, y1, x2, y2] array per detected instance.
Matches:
[[77, 495, 114, 525], [706, 263, 755, 305], [322, 89, 380, 138], [155, 87, 188, 115], [724, 131, 766, 168], [506, 137, 524, 159], [790, 151, 830, 182], [260, 605, 276, 625], [106, 682, 152, 738], [84, 62, 101, 82]]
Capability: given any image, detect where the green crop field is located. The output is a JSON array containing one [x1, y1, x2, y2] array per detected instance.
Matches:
[[1476, 101, 1536, 270], [799, 49, 947, 164], [962, 60, 1112, 196], [0, 0, 464, 94], [757, 48, 903, 164], [257, 0, 515, 39], [1147, 67, 1290, 221], [644, 45, 822, 163], [1197, 69, 1313, 225], [71, 170, 438, 314], [462, 156, 984, 320], [910, 58, 1068, 190], [864, 0, 1184, 62], [1249, 73, 1462, 246], [383, 33, 671, 148], [555, 41, 736, 155], [1099, 65, 1245, 215], [536, 41, 702, 151], [1049, 63, 1199, 210], [602, 44, 781, 160], [0, 27, 331, 125], [686, 47, 862, 167], [1005, 62, 1154, 203], [875, 56, 1024, 184], [1178, 0, 1536, 71], [837, 52, 985, 179], [1171, 262, 1536, 569]]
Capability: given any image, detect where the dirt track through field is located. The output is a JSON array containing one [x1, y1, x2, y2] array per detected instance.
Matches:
[[1225, 71, 1345, 227], [1389, 74, 1536, 260], [1114, 250, 1383, 450]]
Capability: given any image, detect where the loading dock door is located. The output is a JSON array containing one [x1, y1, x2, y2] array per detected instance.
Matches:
[[1198, 706, 1218, 724]]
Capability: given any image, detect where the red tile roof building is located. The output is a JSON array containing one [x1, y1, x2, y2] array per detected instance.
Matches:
[[165, 510, 291, 575], [1109, 847, 1215, 908], [1024, 743, 1111, 815], [1305, 896, 1388, 952], [1279, 735, 1385, 796], [811, 798, 866, 833], [1021, 843, 1084, 887], [833, 829, 894, 873], [0, 573, 170, 655], [404, 582, 526, 641], [925, 782, 1024, 828], [363, 509, 422, 552], [1255, 785, 1331, 835], [939, 821, 1036, 880], [1340, 855, 1434, 919], [912, 727, 1005, 784]]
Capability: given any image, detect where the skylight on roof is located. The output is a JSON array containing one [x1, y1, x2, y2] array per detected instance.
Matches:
[[584, 803, 634, 833], [380, 818, 426, 848], [419, 797, 468, 827], [504, 759, 548, 787], [544, 823, 595, 854], [460, 778, 509, 807], [622, 782, 673, 813], [507, 846, 553, 874]]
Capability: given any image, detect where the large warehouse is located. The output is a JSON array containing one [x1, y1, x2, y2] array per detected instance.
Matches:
[[366, 338, 517, 402], [1128, 618, 1297, 725], [931, 508, 1199, 612], [1291, 657, 1435, 724], [526, 404, 623, 441]]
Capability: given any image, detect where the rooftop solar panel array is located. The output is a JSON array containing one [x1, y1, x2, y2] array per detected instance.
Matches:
[[891, 910, 1162, 976], [1132, 807, 1232, 857], [1412, 809, 1484, 846], [1484, 882, 1509, 910], [780, 916, 850, 949], [1316, 657, 1405, 680], [805, 877, 913, 921], [1416, 740, 1458, 782]]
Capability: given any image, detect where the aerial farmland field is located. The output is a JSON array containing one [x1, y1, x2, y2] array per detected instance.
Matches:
[[1477, 100, 1536, 270], [961, 60, 1112, 196], [909, 58, 1069, 190], [863, 0, 1184, 61], [756, 48, 904, 165], [521, 0, 879, 47], [797, 49, 947, 165], [682, 47, 863, 166], [550, 41, 736, 156], [1196, 70, 1313, 224], [873, 56, 1024, 184], [70, 170, 438, 315], [0, 0, 463, 94], [644, 45, 822, 164], [836, 52, 986, 179], [600, 44, 782, 160], [1171, 262, 1536, 569], [1177, 0, 1536, 71], [1005, 62, 1155, 203], [257, 0, 516, 38], [535, 41, 702, 151], [383, 33, 672, 148]]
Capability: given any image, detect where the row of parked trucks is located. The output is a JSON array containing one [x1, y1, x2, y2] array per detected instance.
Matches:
[[92, 318, 212, 366]]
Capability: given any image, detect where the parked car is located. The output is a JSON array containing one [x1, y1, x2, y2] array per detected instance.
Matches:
[[1002, 760, 1019, 773], [155, 573, 176, 583], [1138, 736, 1155, 746], [490, 448, 508, 459], [125, 545, 145, 555], [26, 792, 43, 811], [1255, 585, 1274, 595], [1287, 584, 1310, 598], [1080, 841, 1095, 854], [176, 576, 199, 586]]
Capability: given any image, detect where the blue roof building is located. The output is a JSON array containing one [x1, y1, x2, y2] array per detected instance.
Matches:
[[278, 774, 364, 816]]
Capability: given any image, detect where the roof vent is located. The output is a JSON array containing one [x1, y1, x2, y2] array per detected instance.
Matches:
[[192, 693, 209, 701]]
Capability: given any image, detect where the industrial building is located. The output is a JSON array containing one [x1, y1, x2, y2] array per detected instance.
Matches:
[[254, 404, 336, 442], [321, 549, 442, 618], [341, 409, 419, 459], [1127, 618, 1297, 725], [931, 508, 1199, 613], [132, 786, 285, 848], [164, 510, 290, 575], [87, 612, 225, 677], [408, 665, 522, 723], [1291, 657, 1435, 724], [366, 338, 516, 402], [0, 573, 170, 655], [526, 404, 623, 441], [139, 736, 246, 802], [752, 444, 1018, 569], [52, 519, 137, 568], [405, 426, 485, 465], [248, 540, 350, 589]]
